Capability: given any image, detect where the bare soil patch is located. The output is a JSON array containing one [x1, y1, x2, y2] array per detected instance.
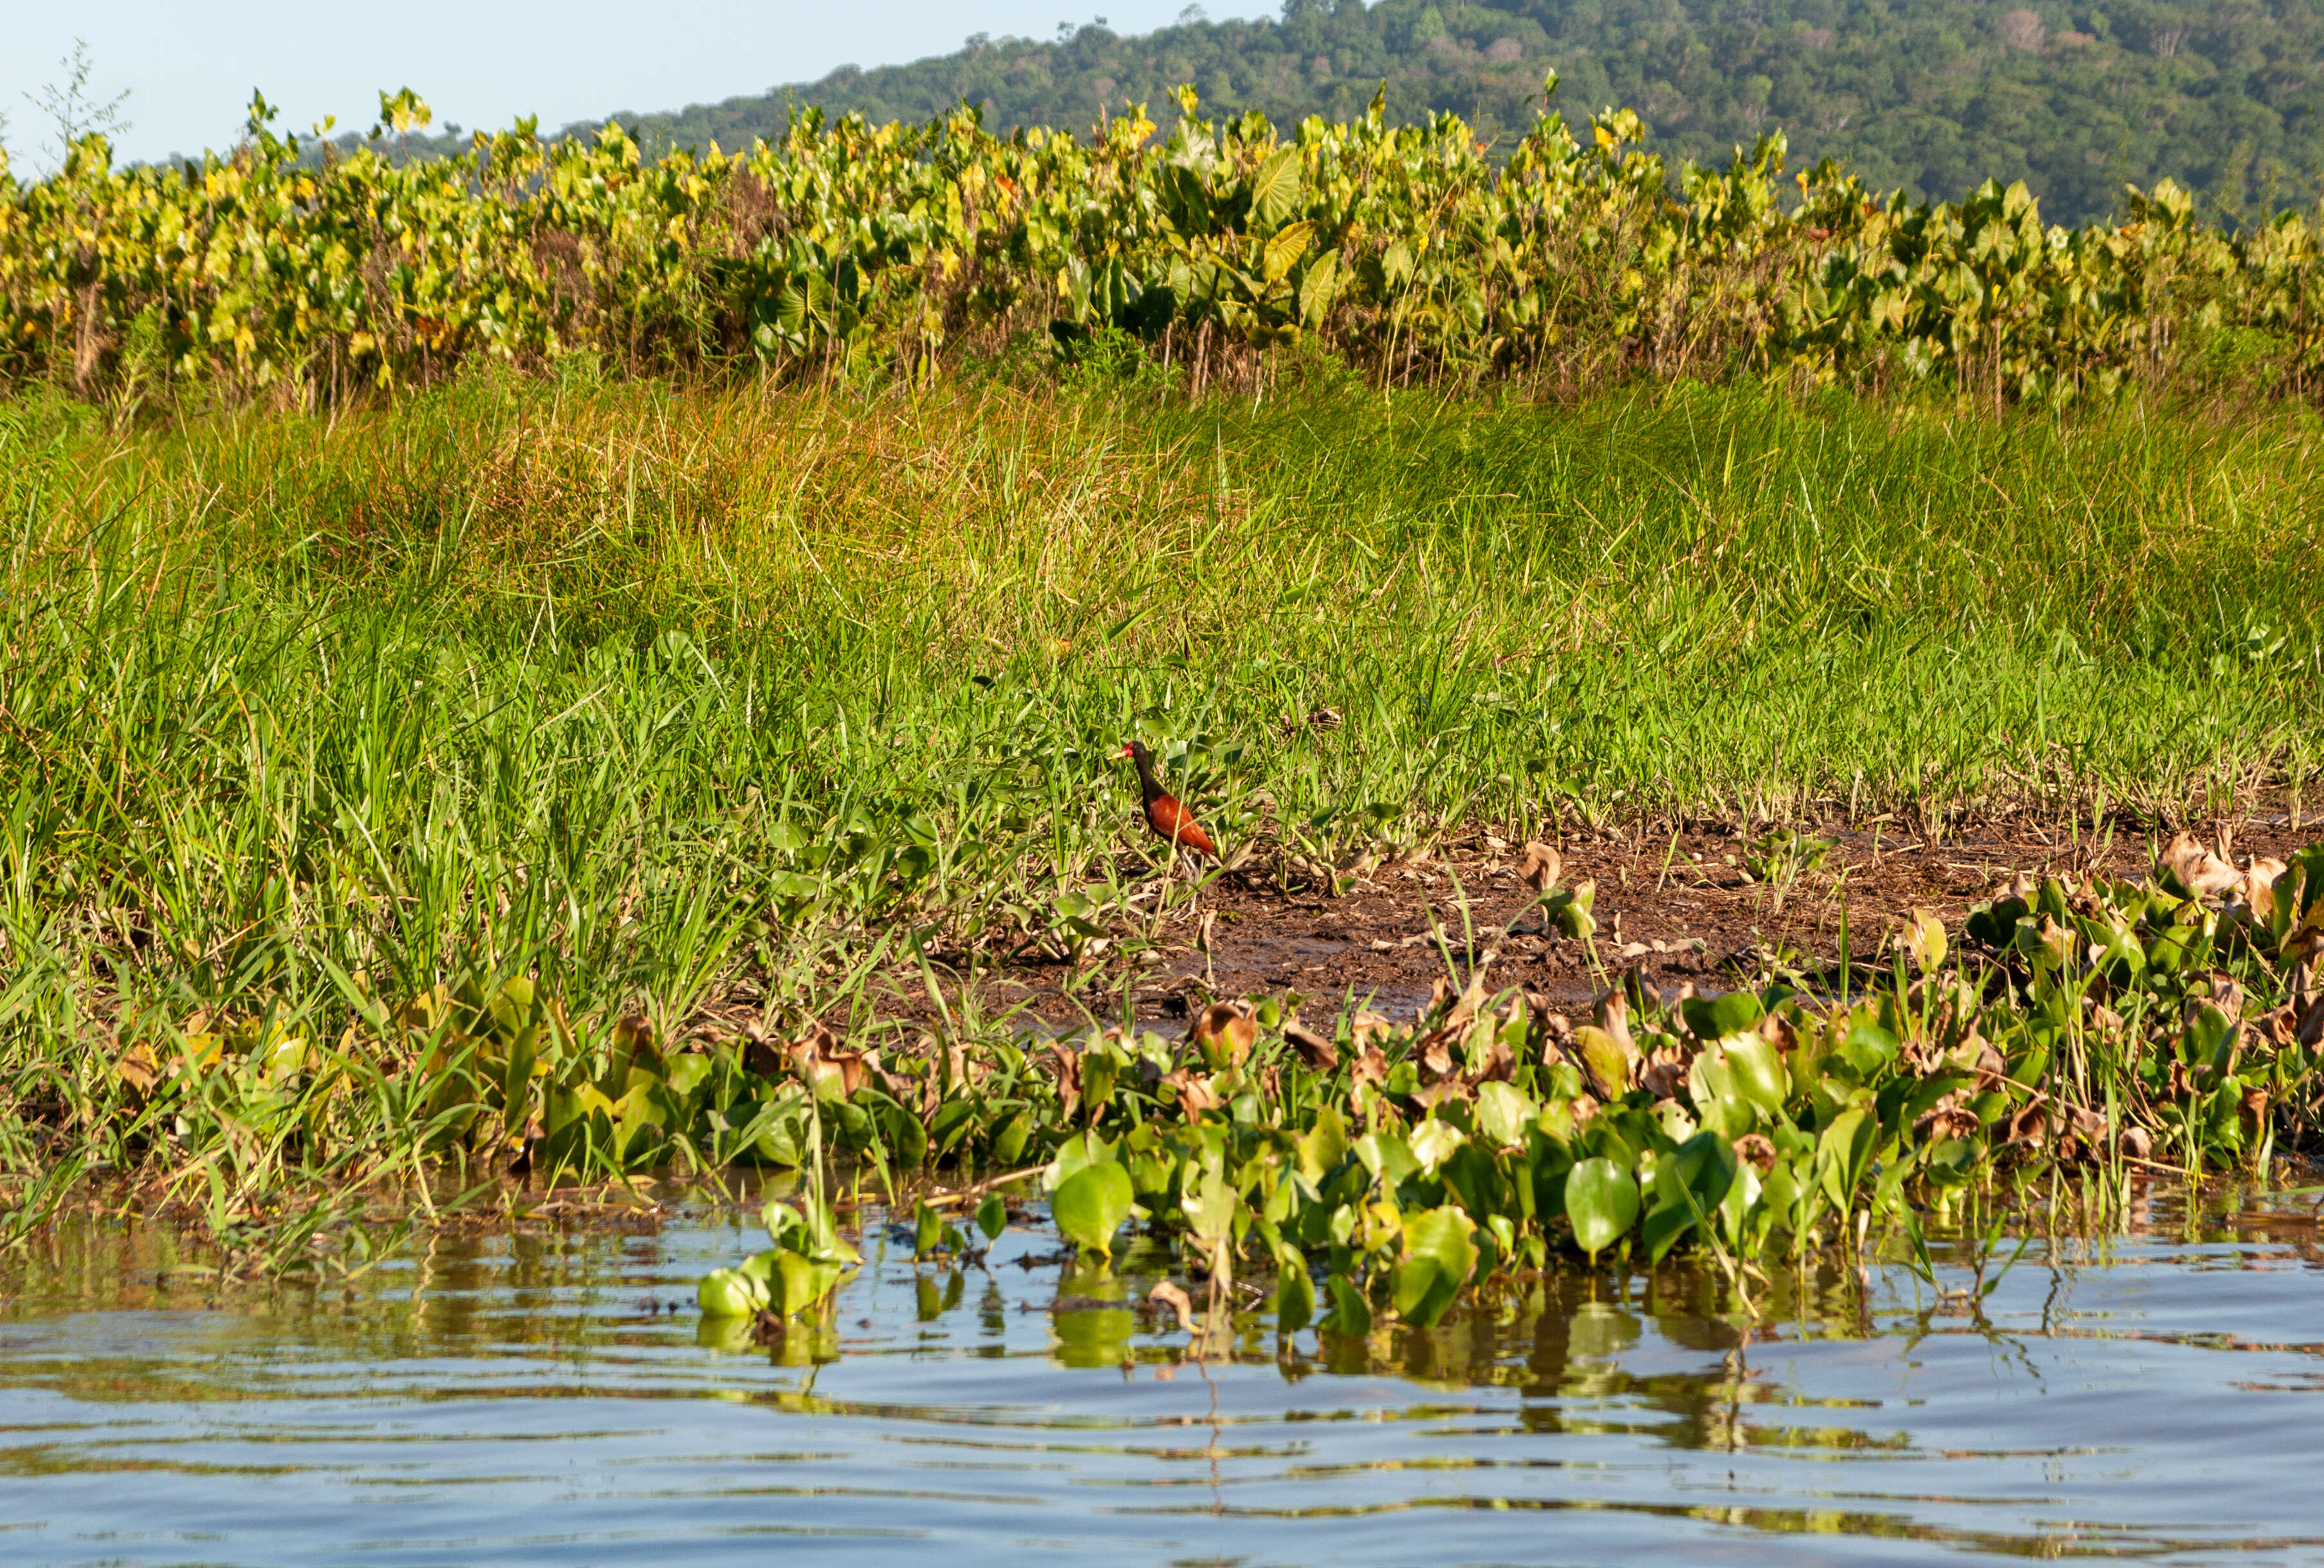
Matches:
[[971, 810, 2318, 1033]]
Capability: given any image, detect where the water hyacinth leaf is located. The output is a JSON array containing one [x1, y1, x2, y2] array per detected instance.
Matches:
[[975, 1193, 1008, 1241], [1571, 1025, 1635, 1100], [1550, 880, 1597, 938], [1353, 1131, 1421, 1185], [1324, 1273, 1372, 1338], [1274, 1255, 1316, 1334], [1081, 1051, 1118, 1112], [1475, 1082, 1536, 1148], [1643, 1130, 1739, 1263], [1053, 1161, 1135, 1259], [1838, 1022, 1899, 1078], [990, 1111, 1031, 1165], [1296, 1104, 1347, 1183], [1816, 1108, 1879, 1215], [1409, 1118, 1466, 1174], [1391, 1206, 1477, 1327], [1686, 1050, 1751, 1139], [764, 1199, 807, 1249], [697, 1267, 766, 1318], [1184, 1165, 1239, 1245], [1722, 1032, 1789, 1118], [1719, 1159, 1763, 1246], [914, 1200, 941, 1257], [1564, 1158, 1639, 1262], [772, 1249, 841, 1316], [1899, 909, 1948, 974]]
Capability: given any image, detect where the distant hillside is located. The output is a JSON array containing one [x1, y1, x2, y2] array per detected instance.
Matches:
[[575, 0, 2324, 226]]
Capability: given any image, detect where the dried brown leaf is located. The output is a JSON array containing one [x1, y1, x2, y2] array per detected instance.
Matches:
[[1515, 841, 1562, 895]]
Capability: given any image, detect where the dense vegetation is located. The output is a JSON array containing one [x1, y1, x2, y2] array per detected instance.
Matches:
[[609, 0, 2324, 227], [702, 837, 2324, 1334], [3, 376, 2319, 1268], [6, 82, 2324, 411]]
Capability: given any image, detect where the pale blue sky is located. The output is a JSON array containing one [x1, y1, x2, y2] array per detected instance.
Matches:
[[1, 1, 1278, 172]]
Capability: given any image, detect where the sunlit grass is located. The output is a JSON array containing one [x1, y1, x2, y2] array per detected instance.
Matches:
[[1, 369, 2319, 1248]]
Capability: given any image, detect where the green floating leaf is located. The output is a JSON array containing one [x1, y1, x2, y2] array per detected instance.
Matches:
[[1053, 1161, 1135, 1259], [1475, 1081, 1536, 1148], [914, 1199, 942, 1257], [1564, 1157, 1640, 1262], [1274, 1255, 1316, 1334], [1816, 1107, 1879, 1215], [771, 1248, 840, 1316], [1722, 1031, 1789, 1118], [1325, 1273, 1372, 1338], [697, 1266, 766, 1318], [1392, 1206, 1477, 1327], [1296, 1104, 1347, 1183], [1643, 1130, 1739, 1264], [975, 1192, 1008, 1241]]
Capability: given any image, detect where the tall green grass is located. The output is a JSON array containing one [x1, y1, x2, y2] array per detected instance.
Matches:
[[2, 370, 2319, 1237]]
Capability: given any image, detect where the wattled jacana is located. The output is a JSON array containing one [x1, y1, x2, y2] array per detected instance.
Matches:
[[1118, 741, 1220, 862]]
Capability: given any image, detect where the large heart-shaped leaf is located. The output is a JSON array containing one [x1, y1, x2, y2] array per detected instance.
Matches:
[[1053, 1161, 1135, 1259], [1391, 1206, 1477, 1327], [1247, 147, 1302, 231], [1564, 1157, 1639, 1262]]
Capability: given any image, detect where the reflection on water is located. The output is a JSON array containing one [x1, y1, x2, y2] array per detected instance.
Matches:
[[2, 1179, 2321, 1566]]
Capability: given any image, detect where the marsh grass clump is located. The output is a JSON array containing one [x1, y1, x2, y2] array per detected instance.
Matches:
[[0, 374, 2320, 1266]]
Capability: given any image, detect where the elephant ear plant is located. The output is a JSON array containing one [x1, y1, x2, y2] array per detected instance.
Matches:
[[694, 841, 2324, 1337], [6, 73, 2322, 408]]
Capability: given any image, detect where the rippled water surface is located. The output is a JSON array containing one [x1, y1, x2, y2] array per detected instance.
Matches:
[[5, 1184, 2322, 1567]]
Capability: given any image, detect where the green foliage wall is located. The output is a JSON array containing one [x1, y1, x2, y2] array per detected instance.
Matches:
[[6, 82, 2322, 409]]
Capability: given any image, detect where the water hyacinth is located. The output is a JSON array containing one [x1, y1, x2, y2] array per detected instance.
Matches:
[[695, 837, 2324, 1330]]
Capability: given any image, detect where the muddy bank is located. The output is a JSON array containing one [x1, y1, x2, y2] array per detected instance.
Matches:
[[973, 809, 2317, 1033]]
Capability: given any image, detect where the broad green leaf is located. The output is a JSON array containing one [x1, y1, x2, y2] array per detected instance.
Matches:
[[1247, 147, 1302, 231], [1053, 1161, 1135, 1258], [1274, 1255, 1316, 1333], [1572, 1024, 1634, 1098], [1296, 1103, 1347, 1182], [1410, 1117, 1466, 1174], [1722, 1032, 1789, 1117], [1816, 1108, 1878, 1213], [771, 1248, 836, 1315], [975, 1192, 1008, 1241], [1475, 1082, 1536, 1148], [697, 1267, 765, 1318], [1564, 1157, 1639, 1262], [1643, 1130, 1739, 1262], [1325, 1273, 1372, 1337], [1263, 219, 1314, 285], [914, 1199, 941, 1257], [1298, 248, 1342, 327], [1392, 1206, 1477, 1327], [1185, 1165, 1239, 1244]]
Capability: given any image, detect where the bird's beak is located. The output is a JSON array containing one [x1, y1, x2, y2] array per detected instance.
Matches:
[[1116, 742, 1134, 757]]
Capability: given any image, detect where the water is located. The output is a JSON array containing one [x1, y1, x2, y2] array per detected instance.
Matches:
[[3, 1182, 2321, 1567]]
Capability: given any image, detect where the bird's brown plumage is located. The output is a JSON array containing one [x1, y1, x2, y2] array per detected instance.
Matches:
[[1119, 741, 1220, 860]]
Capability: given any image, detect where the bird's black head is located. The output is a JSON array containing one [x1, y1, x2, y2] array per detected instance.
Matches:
[[1116, 740, 1149, 764]]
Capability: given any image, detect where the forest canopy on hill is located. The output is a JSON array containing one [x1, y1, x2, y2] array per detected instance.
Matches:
[[579, 0, 2324, 226]]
